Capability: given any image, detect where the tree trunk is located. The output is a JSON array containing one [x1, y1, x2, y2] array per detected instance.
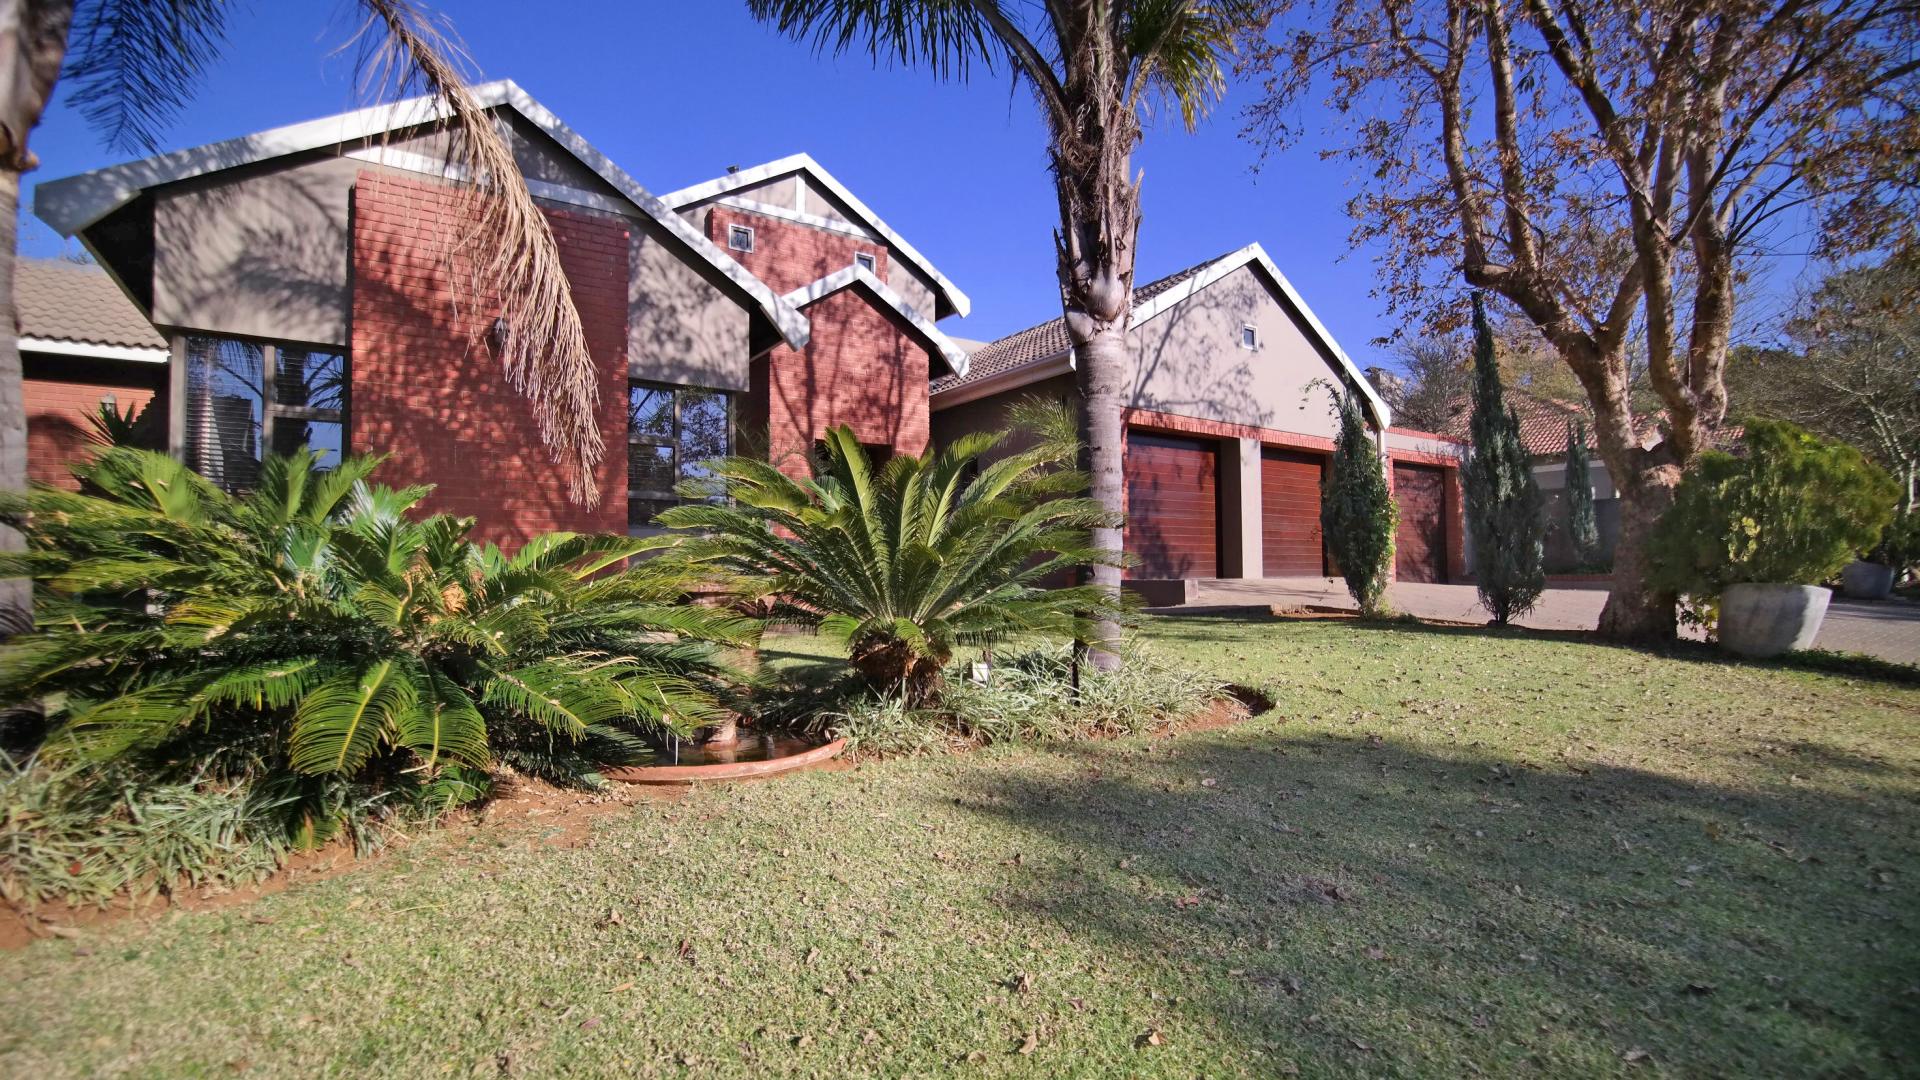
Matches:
[[0, 0, 75, 639], [1073, 316, 1128, 671], [0, 164, 23, 637], [1597, 458, 1682, 640]]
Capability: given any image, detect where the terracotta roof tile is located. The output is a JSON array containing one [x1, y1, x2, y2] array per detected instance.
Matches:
[[932, 254, 1234, 394], [14, 259, 163, 350]]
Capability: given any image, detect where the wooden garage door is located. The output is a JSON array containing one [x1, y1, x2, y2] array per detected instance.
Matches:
[[1393, 462, 1447, 584], [1262, 448, 1325, 576], [1125, 432, 1219, 579]]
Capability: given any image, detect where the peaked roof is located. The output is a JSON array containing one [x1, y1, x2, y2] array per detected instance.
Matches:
[[15, 259, 166, 357], [660, 153, 971, 321], [931, 243, 1393, 427], [32, 79, 810, 349], [781, 265, 970, 379]]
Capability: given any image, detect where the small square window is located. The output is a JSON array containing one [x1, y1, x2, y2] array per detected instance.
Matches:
[[1240, 324, 1259, 350], [855, 252, 876, 273], [728, 224, 755, 253]]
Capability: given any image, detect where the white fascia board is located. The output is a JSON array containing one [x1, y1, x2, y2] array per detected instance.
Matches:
[[1129, 242, 1394, 430], [20, 336, 168, 363], [662, 152, 972, 319], [712, 195, 880, 242], [33, 79, 811, 350], [930, 352, 1074, 410], [782, 266, 970, 378]]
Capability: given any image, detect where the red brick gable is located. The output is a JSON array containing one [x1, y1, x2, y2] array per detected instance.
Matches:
[[752, 286, 932, 475], [349, 172, 630, 547], [707, 205, 886, 296]]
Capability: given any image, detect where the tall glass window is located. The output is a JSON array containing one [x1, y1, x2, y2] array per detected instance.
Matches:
[[183, 335, 347, 492], [629, 382, 731, 533]]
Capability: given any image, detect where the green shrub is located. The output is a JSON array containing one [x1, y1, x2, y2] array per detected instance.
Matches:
[[1464, 293, 1547, 623], [0, 449, 756, 865], [660, 420, 1123, 707], [1564, 419, 1604, 569], [1651, 419, 1898, 607], [813, 643, 1225, 757], [1320, 385, 1397, 617], [1872, 509, 1920, 575]]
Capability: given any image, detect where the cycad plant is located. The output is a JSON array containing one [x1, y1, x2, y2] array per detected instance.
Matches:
[[0, 448, 754, 837], [660, 421, 1122, 706]]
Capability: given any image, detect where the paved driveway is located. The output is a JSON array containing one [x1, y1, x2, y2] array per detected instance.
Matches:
[[1175, 577, 1920, 666]]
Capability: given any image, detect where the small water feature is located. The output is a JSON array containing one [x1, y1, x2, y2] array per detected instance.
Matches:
[[602, 729, 845, 784]]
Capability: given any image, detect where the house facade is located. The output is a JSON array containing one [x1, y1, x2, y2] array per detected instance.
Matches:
[[27, 81, 1462, 596], [932, 245, 1466, 602], [29, 82, 966, 545]]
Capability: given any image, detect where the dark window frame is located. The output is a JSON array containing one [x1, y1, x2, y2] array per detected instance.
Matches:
[[727, 224, 755, 253], [628, 380, 733, 534], [171, 332, 349, 492]]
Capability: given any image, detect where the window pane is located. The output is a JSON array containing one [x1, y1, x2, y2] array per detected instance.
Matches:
[[185, 335, 264, 492], [270, 418, 343, 465], [275, 348, 346, 412], [629, 386, 673, 439], [678, 390, 729, 483], [628, 442, 676, 494], [628, 496, 678, 532]]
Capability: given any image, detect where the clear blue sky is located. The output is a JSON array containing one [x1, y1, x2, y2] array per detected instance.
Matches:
[[18, 2, 1804, 369]]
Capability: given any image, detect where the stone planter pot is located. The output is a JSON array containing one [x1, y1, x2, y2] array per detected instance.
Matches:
[[1840, 560, 1895, 601], [1719, 583, 1831, 658]]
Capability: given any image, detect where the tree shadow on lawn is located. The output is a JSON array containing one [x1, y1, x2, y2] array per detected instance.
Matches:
[[1144, 610, 1920, 688], [947, 727, 1920, 1076]]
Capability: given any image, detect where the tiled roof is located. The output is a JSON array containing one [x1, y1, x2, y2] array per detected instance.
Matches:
[[931, 254, 1232, 394], [1437, 391, 1745, 458], [14, 259, 164, 349]]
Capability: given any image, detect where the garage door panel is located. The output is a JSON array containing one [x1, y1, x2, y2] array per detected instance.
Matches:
[[1262, 448, 1325, 577], [1127, 432, 1220, 579], [1393, 462, 1447, 584]]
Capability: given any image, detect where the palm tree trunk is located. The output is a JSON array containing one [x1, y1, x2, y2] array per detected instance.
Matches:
[[0, 163, 25, 636], [0, 0, 73, 639], [1073, 314, 1128, 670]]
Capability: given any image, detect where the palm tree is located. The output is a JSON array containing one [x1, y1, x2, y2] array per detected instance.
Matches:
[[0, 0, 602, 637], [658, 421, 1122, 707], [0, 447, 757, 802], [746, 0, 1260, 668]]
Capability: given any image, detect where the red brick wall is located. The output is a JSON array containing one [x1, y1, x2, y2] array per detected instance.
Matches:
[[707, 205, 886, 295], [764, 287, 932, 475], [350, 173, 629, 547], [23, 355, 164, 489]]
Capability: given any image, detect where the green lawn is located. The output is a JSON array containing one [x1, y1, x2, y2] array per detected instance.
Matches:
[[4, 616, 1918, 1077]]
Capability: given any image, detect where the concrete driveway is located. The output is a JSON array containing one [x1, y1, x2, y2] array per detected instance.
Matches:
[[1174, 577, 1920, 666]]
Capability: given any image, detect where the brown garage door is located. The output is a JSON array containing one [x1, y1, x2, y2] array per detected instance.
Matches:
[[1125, 431, 1219, 579], [1262, 448, 1325, 576], [1393, 462, 1447, 583]]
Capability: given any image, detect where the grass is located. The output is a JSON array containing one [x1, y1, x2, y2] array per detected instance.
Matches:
[[3, 615, 1918, 1077]]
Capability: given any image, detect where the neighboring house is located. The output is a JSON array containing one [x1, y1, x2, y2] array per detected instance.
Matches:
[[30, 81, 967, 545], [16, 259, 169, 489], [932, 244, 1466, 601], [1431, 391, 1741, 572]]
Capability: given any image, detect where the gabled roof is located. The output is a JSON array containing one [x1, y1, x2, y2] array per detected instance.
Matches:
[[930, 243, 1393, 427], [661, 153, 971, 320], [14, 259, 167, 361], [33, 79, 810, 349], [781, 266, 970, 379]]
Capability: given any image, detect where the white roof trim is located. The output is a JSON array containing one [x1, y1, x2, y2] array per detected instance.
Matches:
[[931, 353, 1074, 411], [1128, 243, 1391, 428], [662, 153, 972, 319], [712, 195, 880, 242], [782, 266, 969, 379], [20, 336, 168, 363], [931, 243, 1393, 428], [34, 79, 810, 350]]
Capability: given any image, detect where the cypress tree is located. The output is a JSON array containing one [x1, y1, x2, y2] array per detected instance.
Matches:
[[1564, 419, 1602, 569], [1321, 383, 1397, 617], [1465, 292, 1546, 624]]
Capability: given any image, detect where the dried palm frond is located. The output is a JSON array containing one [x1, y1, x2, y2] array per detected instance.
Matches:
[[346, 0, 603, 506]]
